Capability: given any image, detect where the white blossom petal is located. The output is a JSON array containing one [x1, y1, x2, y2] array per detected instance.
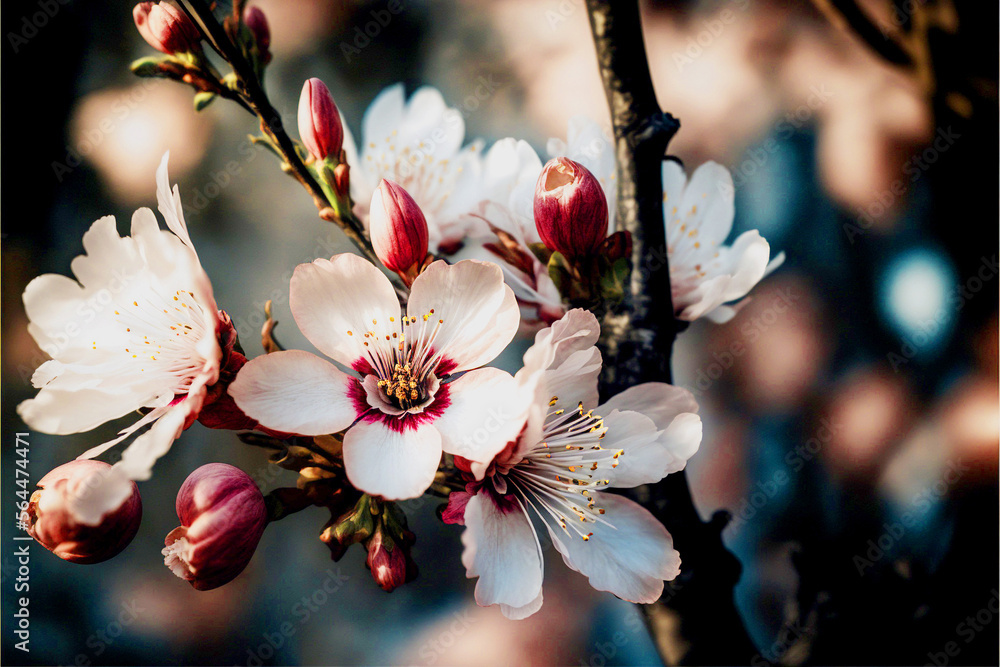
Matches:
[[406, 260, 518, 373], [546, 493, 680, 603], [462, 492, 544, 615], [342, 419, 442, 500], [230, 350, 359, 436], [435, 367, 531, 465], [289, 254, 401, 370]]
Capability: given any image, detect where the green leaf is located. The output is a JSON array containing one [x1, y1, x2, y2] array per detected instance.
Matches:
[[129, 56, 166, 77], [193, 91, 217, 112]]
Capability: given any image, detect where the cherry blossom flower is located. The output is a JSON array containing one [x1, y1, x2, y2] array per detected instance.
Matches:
[[342, 84, 484, 253], [230, 255, 525, 501], [17, 153, 221, 524], [458, 122, 616, 327], [664, 160, 785, 322], [547, 118, 785, 323], [444, 309, 702, 619], [453, 139, 564, 328]]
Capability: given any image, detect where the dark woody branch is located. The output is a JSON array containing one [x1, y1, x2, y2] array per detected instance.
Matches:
[[584, 1, 759, 663]]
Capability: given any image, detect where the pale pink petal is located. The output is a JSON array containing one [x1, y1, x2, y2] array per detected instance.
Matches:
[[715, 230, 773, 302], [342, 420, 442, 500], [407, 260, 519, 373], [71, 386, 204, 525], [600, 409, 702, 486], [230, 350, 358, 436], [533, 346, 602, 415], [599, 382, 699, 430], [546, 493, 680, 603], [361, 85, 406, 162], [17, 384, 150, 435], [501, 589, 544, 620], [680, 161, 734, 245], [461, 492, 544, 614], [679, 231, 772, 321], [599, 383, 702, 479], [155, 151, 195, 251], [289, 254, 401, 369], [519, 308, 600, 378], [435, 368, 531, 465]]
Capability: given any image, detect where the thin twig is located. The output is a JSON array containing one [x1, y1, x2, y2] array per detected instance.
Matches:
[[178, 0, 381, 266], [810, 0, 912, 66], [585, 1, 759, 664]]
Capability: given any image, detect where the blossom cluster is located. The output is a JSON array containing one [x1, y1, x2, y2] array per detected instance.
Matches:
[[17, 1, 784, 619]]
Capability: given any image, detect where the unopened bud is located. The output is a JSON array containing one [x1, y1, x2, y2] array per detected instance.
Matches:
[[370, 179, 429, 282], [297, 78, 344, 161], [243, 5, 271, 64], [366, 528, 416, 592], [133, 2, 201, 55], [320, 493, 375, 561], [22, 460, 142, 564], [244, 6, 270, 51], [162, 463, 267, 591], [533, 157, 609, 259]]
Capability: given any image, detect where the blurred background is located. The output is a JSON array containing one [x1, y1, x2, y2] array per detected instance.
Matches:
[[2, 0, 997, 665]]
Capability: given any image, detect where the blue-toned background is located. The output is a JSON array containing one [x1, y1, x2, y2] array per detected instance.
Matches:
[[3, 0, 997, 665]]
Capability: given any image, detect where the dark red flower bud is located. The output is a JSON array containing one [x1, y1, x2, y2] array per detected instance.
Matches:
[[533, 157, 609, 259], [370, 179, 430, 283], [297, 78, 344, 161], [366, 529, 417, 592], [243, 6, 270, 53], [23, 460, 142, 564], [163, 463, 267, 591], [133, 2, 201, 55]]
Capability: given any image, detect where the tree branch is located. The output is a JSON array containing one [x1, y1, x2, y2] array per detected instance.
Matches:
[[178, 0, 380, 266], [585, 1, 759, 663], [810, 0, 913, 66]]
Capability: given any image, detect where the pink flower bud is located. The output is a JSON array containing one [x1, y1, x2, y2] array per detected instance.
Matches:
[[297, 78, 344, 161], [133, 2, 201, 55], [533, 157, 609, 259], [163, 463, 267, 591], [243, 6, 270, 52], [22, 460, 142, 564], [370, 179, 429, 281], [366, 530, 416, 592]]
